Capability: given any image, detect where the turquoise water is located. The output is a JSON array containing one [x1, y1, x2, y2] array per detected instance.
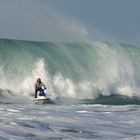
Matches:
[[0, 39, 140, 102]]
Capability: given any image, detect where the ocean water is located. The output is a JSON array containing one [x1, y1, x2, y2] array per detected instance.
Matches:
[[1, 104, 140, 140], [0, 39, 140, 139]]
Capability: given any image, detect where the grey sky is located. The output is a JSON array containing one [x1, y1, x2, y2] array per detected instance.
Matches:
[[0, 0, 140, 46]]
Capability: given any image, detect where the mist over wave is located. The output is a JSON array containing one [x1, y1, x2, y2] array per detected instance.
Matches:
[[0, 39, 140, 104]]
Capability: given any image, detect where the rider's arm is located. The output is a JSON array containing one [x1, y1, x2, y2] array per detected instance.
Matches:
[[34, 83, 38, 90]]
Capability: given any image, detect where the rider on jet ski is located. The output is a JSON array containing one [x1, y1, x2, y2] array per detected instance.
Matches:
[[34, 78, 47, 98]]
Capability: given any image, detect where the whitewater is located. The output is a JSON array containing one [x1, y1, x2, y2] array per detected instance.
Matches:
[[0, 38, 140, 139]]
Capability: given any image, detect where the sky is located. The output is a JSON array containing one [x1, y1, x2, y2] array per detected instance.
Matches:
[[0, 0, 140, 46]]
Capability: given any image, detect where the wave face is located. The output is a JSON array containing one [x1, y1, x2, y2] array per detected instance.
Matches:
[[0, 39, 140, 104]]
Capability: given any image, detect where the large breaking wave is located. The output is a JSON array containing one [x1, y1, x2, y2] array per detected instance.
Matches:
[[0, 39, 140, 104]]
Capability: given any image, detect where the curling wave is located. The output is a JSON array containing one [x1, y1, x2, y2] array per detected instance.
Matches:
[[0, 39, 140, 104]]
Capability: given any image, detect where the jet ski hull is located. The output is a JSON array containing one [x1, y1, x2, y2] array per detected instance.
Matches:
[[33, 97, 51, 105]]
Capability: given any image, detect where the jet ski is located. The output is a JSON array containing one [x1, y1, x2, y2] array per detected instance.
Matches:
[[33, 96, 51, 105], [33, 87, 52, 105]]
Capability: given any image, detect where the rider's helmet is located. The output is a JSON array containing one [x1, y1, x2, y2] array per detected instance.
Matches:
[[37, 78, 41, 83]]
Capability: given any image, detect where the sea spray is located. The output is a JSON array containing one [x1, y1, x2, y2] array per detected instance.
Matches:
[[0, 39, 140, 103]]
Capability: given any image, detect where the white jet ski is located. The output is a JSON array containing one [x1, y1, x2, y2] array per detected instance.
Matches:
[[33, 96, 51, 105], [33, 87, 52, 105]]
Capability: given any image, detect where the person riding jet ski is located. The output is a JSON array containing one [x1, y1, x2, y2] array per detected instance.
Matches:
[[34, 78, 47, 98]]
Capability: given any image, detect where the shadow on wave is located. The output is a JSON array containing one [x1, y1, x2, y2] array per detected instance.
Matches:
[[79, 94, 140, 105]]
